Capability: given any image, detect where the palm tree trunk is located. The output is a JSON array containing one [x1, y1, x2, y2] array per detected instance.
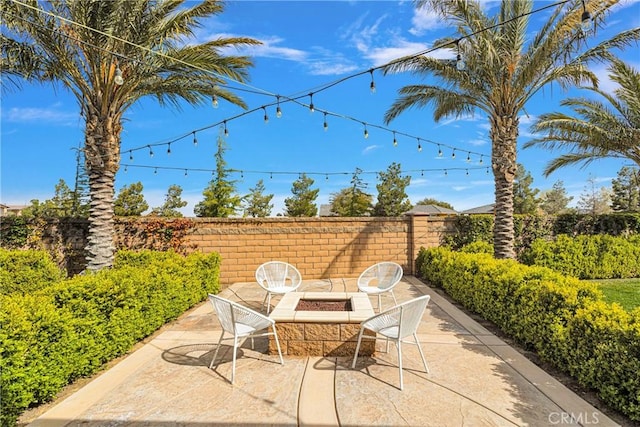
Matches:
[[490, 114, 519, 259], [84, 109, 121, 271]]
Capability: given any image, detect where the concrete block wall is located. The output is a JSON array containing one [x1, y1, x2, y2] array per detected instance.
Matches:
[[35, 215, 456, 286]]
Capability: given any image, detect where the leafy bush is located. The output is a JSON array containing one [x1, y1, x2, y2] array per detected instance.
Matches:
[[520, 234, 640, 279], [0, 249, 221, 427], [416, 246, 640, 420], [0, 249, 65, 295]]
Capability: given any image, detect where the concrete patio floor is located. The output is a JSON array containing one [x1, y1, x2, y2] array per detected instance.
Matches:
[[29, 276, 618, 426]]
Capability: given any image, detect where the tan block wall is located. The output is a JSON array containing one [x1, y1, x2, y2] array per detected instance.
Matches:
[[185, 215, 455, 286], [37, 215, 456, 284]]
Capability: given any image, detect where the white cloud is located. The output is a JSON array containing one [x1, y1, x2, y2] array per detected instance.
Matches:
[[4, 107, 79, 126], [409, 8, 446, 36], [363, 144, 381, 154]]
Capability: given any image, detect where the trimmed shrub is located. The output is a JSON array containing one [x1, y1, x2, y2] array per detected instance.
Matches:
[[520, 234, 640, 279], [0, 249, 65, 295], [0, 249, 221, 427], [416, 246, 640, 420]]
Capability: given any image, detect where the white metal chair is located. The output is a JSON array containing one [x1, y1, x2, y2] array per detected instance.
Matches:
[[351, 295, 431, 390], [208, 294, 283, 384], [356, 262, 403, 312], [255, 261, 302, 314]]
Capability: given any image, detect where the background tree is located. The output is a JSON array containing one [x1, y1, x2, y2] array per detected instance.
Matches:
[[373, 162, 412, 217], [513, 164, 540, 214], [578, 176, 612, 215], [194, 130, 242, 217], [114, 182, 148, 217], [243, 179, 274, 217], [284, 174, 319, 217], [527, 59, 640, 174], [414, 197, 454, 210], [150, 185, 187, 217], [383, 0, 639, 259], [539, 180, 573, 215], [611, 166, 640, 212], [71, 143, 90, 217], [330, 168, 373, 216], [22, 179, 76, 218], [2, 0, 259, 270]]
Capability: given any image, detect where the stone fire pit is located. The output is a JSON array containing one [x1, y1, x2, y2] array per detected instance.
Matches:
[[268, 292, 376, 357]]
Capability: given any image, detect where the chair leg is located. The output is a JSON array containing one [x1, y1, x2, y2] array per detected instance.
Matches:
[[351, 327, 365, 368], [397, 339, 404, 390], [377, 294, 382, 312], [262, 292, 269, 312], [413, 333, 429, 373], [231, 335, 239, 384], [210, 331, 225, 369], [272, 325, 284, 365], [390, 290, 397, 306], [266, 293, 272, 314]]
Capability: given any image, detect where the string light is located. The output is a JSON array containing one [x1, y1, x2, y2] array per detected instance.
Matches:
[[421, 170, 424, 176], [466, 152, 471, 162], [456, 40, 466, 71], [466, 169, 469, 176], [276, 96, 282, 118], [369, 69, 376, 94], [154, 167, 158, 174], [581, 0, 592, 33], [438, 145, 443, 157], [479, 155, 484, 165], [129, 150, 133, 161], [224, 121, 229, 137], [363, 123, 369, 139], [167, 143, 171, 155], [323, 113, 328, 131], [393, 131, 398, 147], [417, 138, 422, 152], [124, 165, 128, 173], [114, 59, 124, 85], [270, 172, 273, 179], [184, 169, 188, 177], [148, 145, 154, 157], [326, 174, 329, 180], [193, 131, 198, 146], [262, 106, 269, 124], [212, 95, 219, 108], [451, 149, 456, 159], [308, 93, 315, 113], [444, 169, 448, 176]]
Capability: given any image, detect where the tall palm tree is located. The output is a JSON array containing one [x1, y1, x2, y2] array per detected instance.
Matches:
[[383, 0, 639, 259], [2, 0, 260, 270], [526, 59, 640, 175]]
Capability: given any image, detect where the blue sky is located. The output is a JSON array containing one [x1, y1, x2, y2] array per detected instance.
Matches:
[[2, 0, 640, 215]]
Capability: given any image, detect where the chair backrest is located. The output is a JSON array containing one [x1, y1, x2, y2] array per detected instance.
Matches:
[[397, 295, 430, 338], [209, 294, 236, 333], [357, 262, 403, 290], [363, 295, 430, 339], [255, 261, 302, 291]]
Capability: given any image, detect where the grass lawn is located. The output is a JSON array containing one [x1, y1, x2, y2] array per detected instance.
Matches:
[[589, 278, 640, 312]]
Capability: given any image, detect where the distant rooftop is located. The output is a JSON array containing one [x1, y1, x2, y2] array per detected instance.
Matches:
[[460, 204, 495, 215], [404, 204, 458, 216]]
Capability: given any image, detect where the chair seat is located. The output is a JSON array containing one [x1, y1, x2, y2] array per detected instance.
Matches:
[[378, 325, 400, 338], [358, 285, 388, 295], [267, 286, 298, 295], [235, 322, 260, 336]]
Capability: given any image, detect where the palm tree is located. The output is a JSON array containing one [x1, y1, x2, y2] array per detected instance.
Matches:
[[383, 0, 639, 259], [2, 0, 259, 270], [526, 59, 640, 175]]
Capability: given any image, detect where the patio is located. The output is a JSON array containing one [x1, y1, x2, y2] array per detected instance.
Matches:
[[28, 276, 617, 426]]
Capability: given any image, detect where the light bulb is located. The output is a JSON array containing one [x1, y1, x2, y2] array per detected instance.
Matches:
[[581, 10, 592, 33], [193, 132, 198, 146], [309, 93, 314, 113], [393, 133, 398, 147], [212, 95, 219, 108], [276, 106, 282, 118], [262, 107, 269, 124], [369, 70, 376, 93], [167, 144, 171, 155], [114, 67, 124, 85], [452, 149, 456, 159], [456, 54, 466, 71], [364, 128, 369, 139], [438, 145, 443, 157], [323, 114, 328, 131]]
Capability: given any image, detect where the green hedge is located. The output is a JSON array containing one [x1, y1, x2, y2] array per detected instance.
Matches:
[[0, 249, 65, 295], [0, 249, 221, 427], [520, 234, 640, 279], [416, 246, 640, 420]]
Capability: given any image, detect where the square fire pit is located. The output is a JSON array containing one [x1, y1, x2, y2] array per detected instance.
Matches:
[[269, 292, 376, 357]]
